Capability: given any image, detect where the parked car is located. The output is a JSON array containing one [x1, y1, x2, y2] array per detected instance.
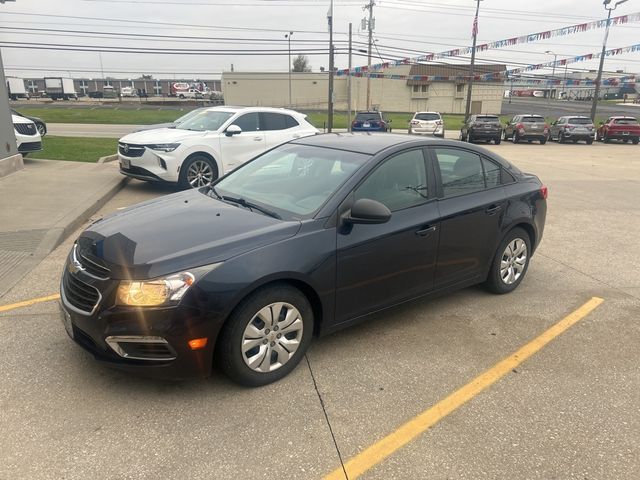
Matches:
[[60, 133, 547, 386], [408, 111, 444, 137], [596, 116, 640, 144], [12, 114, 42, 155], [460, 114, 502, 144], [503, 115, 549, 144], [351, 111, 391, 132], [12, 109, 47, 136], [118, 106, 319, 188], [177, 88, 204, 100], [549, 116, 594, 144], [119, 86, 137, 97], [134, 107, 208, 132]]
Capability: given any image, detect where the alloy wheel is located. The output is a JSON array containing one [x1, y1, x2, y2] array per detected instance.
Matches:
[[186, 160, 214, 188], [241, 302, 304, 373], [500, 238, 527, 285]]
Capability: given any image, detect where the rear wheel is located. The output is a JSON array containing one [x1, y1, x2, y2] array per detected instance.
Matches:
[[633, 138, 639, 145], [216, 285, 314, 387], [540, 137, 547, 145], [604, 135, 611, 144], [512, 132, 519, 144], [494, 137, 501, 145], [486, 228, 531, 294], [558, 134, 566, 144], [179, 154, 218, 189], [586, 138, 594, 145]]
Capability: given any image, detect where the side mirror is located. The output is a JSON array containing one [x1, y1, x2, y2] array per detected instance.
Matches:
[[346, 198, 391, 225], [225, 125, 242, 136]]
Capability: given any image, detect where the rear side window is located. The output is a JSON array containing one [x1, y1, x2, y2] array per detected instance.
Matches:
[[434, 148, 485, 197], [285, 115, 300, 128], [260, 113, 288, 131], [482, 158, 501, 188], [568, 118, 592, 125], [354, 149, 428, 211], [414, 113, 440, 121], [522, 116, 545, 123]]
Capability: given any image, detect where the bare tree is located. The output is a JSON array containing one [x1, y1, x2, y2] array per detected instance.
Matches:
[[292, 55, 312, 72]]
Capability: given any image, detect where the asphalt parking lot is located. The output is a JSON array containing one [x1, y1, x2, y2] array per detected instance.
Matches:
[[1, 140, 639, 479]]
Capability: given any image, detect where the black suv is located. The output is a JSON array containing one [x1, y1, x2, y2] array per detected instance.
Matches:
[[460, 115, 502, 144]]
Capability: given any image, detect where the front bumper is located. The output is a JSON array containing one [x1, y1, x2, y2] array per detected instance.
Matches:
[[18, 141, 42, 153], [118, 148, 181, 183], [59, 266, 223, 379]]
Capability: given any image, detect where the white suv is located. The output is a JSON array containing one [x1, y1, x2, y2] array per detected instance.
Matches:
[[12, 114, 42, 155], [118, 107, 319, 188], [408, 111, 444, 137]]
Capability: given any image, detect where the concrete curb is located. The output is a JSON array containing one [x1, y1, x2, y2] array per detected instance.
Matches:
[[0, 154, 24, 179], [34, 175, 130, 258], [98, 154, 119, 163]]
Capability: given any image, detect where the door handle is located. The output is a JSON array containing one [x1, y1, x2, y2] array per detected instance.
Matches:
[[415, 225, 437, 237], [253, 136, 262, 141], [485, 204, 503, 215]]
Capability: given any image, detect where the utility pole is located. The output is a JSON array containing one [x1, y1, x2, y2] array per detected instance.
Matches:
[[544, 50, 557, 120], [348, 22, 353, 131], [327, 0, 334, 132], [590, 0, 628, 121], [464, 0, 482, 121], [285, 31, 293, 107], [364, 0, 375, 110]]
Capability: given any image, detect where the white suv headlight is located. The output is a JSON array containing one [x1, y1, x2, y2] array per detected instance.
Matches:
[[116, 264, 221, 307], [146, 143, 181, 152]]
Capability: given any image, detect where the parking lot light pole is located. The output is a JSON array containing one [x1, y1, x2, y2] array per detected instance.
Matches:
[[285, 32, 293, 107], [464, 0, 483, 122], [544, 50, 557, 120], [590, 0, 628, 121]]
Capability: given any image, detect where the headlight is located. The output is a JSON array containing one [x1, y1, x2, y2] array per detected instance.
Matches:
[[146, 143, 180, 152], [116, 264, 221, 307]]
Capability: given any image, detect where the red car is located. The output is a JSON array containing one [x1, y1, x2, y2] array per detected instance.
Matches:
[[596, 116, 640, 144]]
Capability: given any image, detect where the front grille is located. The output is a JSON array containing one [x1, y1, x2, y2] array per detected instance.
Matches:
[[14, 123, 37, 135], [18, 141, 42, 152], [118, 143, 145, 157], [63, 271, 100, 314], [76, 245, 110, 279]]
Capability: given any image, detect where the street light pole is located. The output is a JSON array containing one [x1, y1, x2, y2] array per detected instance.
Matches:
[[327, 0, 334, 132], [364, 0, 375, 110], [590, 0, 628, 121], [285, 31, 293, 107], [348, 22, 353, 130], [544, 50, 557, 120], [464, 0, 483, 121]]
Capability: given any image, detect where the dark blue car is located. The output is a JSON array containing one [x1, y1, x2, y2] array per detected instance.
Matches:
[[351, 111, 391, 132]]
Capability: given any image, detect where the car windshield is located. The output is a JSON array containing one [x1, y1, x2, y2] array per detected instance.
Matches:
[[174, 108, 206, 124], [476, 116, 499, 122], [614, 118, 639, 125], [568, 118, 592, 125], [414, 113, 440, 121], [355, 113, 381, 122], [211, 144, 368, 219], [177, 110, 234, 131], [522, 116, 545, 123]]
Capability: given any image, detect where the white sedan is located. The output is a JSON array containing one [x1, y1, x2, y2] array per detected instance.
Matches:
[[118, 107, 319, 188]]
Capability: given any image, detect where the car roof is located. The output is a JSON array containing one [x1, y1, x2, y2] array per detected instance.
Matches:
[[201, 106, 305, 116], [292, 133, 461, 155], [610, 116, 638, 119], [355, 111, 383, 115], [414, 111, 441, 115]]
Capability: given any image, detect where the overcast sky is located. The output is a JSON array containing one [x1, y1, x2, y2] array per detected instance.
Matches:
[[0, 0, 639, 80]]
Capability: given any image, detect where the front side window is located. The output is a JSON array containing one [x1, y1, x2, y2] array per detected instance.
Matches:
[[434, 148, 486, 197], [354, 149, 428, 211], [231, 113, 260, 132]]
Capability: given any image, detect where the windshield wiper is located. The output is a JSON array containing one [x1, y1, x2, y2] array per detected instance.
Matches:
[[221, 195, 282, 220]]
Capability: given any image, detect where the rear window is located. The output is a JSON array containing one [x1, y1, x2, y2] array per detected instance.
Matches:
[[522, 116, 545, 123], [568, 118, 592, 125], [414, 113, 440, 121], [614, 118, 639, 125], [476, 116, 499, 123], [355, 112, 382, 122]]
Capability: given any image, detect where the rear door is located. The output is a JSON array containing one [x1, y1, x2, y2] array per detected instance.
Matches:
[[335, 148, 440, 322], [218, 112, 265, 172], [429, 146, 507, 287]]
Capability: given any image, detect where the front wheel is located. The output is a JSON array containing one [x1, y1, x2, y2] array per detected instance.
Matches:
[[512, 132, 520, 144], [486, 228, 531, 294], [540, 137, 548, 145], [216, 285, 314, 387], [179, 155, 218, 189]]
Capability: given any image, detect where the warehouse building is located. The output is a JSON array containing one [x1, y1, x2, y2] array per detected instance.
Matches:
[[221, 64, 505, 114]]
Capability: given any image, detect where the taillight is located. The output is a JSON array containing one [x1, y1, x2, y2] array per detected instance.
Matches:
[[540, 185, 548, 200], [352, 120, 357, 126], [435, 120, 443, 125], [411, 120, 420, 125], [516, 123, 524, 130]]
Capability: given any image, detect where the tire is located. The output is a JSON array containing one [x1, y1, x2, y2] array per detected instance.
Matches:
[[468, 135, 474, 143], [540, 137, 548, 145], [572, 139, 578, 144], [179, 94, 185, 99], [486, 228, 532, 294], [36, 122, 47, 136], [503, 130, 508, 141], [604, 135, 611, 144], [558, 134, 565, 144], [586, 138, 593, 145], [512, 132, 519, 144], [633, 138, 639, 145], [494, 137, 501, 145], [179, 154, 218, 189], [527, 139, 533, 144], [459, 131, 464, 141], [216, 284, 314, 387]]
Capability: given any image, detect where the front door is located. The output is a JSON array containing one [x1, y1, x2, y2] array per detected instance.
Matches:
[[430, 146, 506, 287], [218, 112, 265, 173], [335, 148, 440, 323]]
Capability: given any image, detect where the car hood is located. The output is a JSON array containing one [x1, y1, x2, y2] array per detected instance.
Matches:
[[11, 114, 32, 125], [134, 122, 177, 132], [77, 190, 301, 279], [119, 127, 212, 144]]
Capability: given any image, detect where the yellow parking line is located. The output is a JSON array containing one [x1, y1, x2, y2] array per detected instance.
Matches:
[[323, 296, 605, 480], [0, 294, 60, 313]]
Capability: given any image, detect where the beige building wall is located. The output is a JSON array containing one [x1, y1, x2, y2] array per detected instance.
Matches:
[[222, 68, 503, 114]]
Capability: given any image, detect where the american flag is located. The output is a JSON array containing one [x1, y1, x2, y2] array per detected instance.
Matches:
[[472, 14, 478, 38]]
